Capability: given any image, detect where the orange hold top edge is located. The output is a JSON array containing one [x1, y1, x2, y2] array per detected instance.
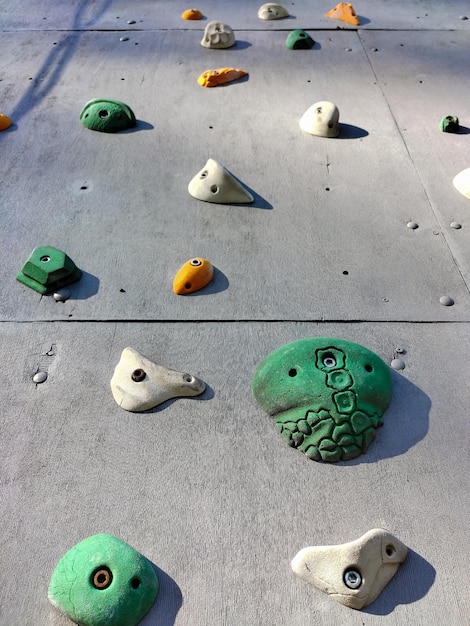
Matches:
[[182, 8, 203, 20], [325, 3, 360, 25], [197, 68, 248, 88]]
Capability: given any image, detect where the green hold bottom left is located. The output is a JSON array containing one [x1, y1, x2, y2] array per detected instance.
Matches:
[[48, 534, 159, 626]]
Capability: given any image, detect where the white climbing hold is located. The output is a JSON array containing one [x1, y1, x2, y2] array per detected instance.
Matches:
[[453, 168, 470, 199], [188, 158, 254, 204], [201, 21, 236, 49], [257, 3, 289, 20], [299, 101, 340, 138], [291, 528, 408, 610], [110, 347, 206, 412]]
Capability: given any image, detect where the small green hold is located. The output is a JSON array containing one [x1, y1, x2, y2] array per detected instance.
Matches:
[[439, 115, 459, 133], [16, 246, 81, 294], [80, 98, 136, 132], [48, 533, 159, 626], [286, 29, 315, 50], [252, 338, 392, 462]]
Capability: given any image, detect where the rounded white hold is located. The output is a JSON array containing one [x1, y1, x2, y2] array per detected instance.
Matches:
[[201, 21, 236, 49], [453, 168, 470, 199], [120, 36, 129, 42], [291, 529, 408, 610], [391, 358, 405, 370], [127, 19, 136, 24], [110, 347, 206, 412], [407, 221, 419, 229], [188, 158, 254, 204], [53, 288, 71, 302], [450, 221, 462, 229], [299, 102, 340, 138], [257, 3, 289, 20], [459, 15, 468, 20], [33, 371, 48, 383], [439, 295, 454, 306]]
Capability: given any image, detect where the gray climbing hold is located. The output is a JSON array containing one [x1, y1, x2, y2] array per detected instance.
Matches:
[[407, 221, 419, 229], [33, 371, 48, 383], [450, 222, 462, 229], [390, 359, 405, 370], [53, 288, 71, 302], [439, 296, 454, 306]]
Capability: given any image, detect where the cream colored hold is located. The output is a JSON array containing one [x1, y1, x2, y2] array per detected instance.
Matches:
[[300, 101, 340, 137], [257, 3, 289, 20], [201, 21, 236, 49], [291, 529, 408, 610], [453, 168, 470, 198], [188, 158, 254, 204], [111, 347, 206, 412]]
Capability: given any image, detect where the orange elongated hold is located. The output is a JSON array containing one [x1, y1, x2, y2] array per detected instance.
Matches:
[[197, 68, 248, 88], [173, 257, 214, 294], [182, 8, 203, 20], [325, 3, 360, 25], [0, 113, 13, 130]]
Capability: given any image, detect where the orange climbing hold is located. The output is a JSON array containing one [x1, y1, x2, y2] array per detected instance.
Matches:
[[0, 113, 12, 131], [325, 3, 360, 25], [173, 257, 215, 295], [197, 68, 248, 88], [182, 8, 203, 20]]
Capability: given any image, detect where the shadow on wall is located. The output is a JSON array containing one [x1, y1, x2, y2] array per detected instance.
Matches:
[[338, 370, 431, 465], [141, 563, 183, 626], [365, 549, 436, 615], [1, 0, 114, 133]]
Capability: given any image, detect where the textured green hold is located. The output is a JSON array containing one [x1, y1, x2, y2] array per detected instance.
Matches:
[[80, 98, 136, 132], [439, 115, 459, 133], [16, 246, 82, 294], [48, 534, 159, 626], [286, 29, 315, 50], [252, 338, 392, 462]]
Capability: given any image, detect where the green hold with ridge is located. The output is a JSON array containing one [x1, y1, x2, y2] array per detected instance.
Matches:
[[286, 29, 315, 50], [252, 338, 392, 462], [16, 246, 82, 294], [80, 98, 136, 132], [48, 533, 159, 626]]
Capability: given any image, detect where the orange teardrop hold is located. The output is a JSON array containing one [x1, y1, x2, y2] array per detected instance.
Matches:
[[0, 113, 13, 131], [325, 3, 360, 25], [198, 68, 248, 88], [173, 258, 215, 295], [182, 8, 203, 20]]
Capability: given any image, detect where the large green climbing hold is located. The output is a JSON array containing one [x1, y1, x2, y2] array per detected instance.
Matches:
[[16, 246, 82, 294], [48, 533, 159, 626], [286, 29, 315, 50], [80, 98, 136, 132], [252, 338, 392, 462], [439, 115, 459, 133]]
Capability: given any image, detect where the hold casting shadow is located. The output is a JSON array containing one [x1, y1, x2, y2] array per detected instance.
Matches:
[[144, 383, 214, 414], [457, 125, 470, 135], [140, 563, 182, 626], [357, 16, 371, 25], [229, 40, 252, 50], [338, 123, 369, 139], [121, 120, 155, 133], [337, 371, 431, 465], [183, 266, 229, 296], [69, 271, 100, 300], [364, 549, 436, 615]]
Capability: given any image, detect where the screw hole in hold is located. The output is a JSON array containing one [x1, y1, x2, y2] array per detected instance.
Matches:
[[190, 258, 202, 266], [322, 354, 336, 368], [200, 171, 208, 179], [185, 282, 192, 290], [131, 368, 146, 382], [288, 368, 297, 377], [183, 374, 193, 383], [131, 577, 141, 589], [328, 122, 334, 128], [365, 364, 373, 372], [385, 544, 395, 557], [92, 566, 113, 590], [343, 568, 362, 589], [99, 110, 109, 118], [40, 256, 51, 262], [210, 185, 218, 193]]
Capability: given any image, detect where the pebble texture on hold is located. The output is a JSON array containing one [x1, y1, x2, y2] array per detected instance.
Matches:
[[286, 30, 315, 50], [252, 338, 392, 462], [188, 158, 254, 204], [291, 529, 408, 610], [300, 101, 340, 138], [80, 98, 136, 133], [201, 21, 235, 49], [197, 68, 248, 87], [173, 257, 214, 294], [325, 2, 360, 25], [48, 533, 159, 626], [111, 347, 206, 412], [16, 246, 82, 295], [257, 3, 289, 20]]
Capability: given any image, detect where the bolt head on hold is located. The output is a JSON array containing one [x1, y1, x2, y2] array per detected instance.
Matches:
[[257, 3, 289, 20], [439, 115, 459, 133], [252, 338, 392, 463], [300, 102, 340, 138], [291, 529, 407, 610], [201, 21, 236, 49], [16, 246, 82, 295], [173, 257, 215, 294], [286, 30, 315, 50], [48, 533, 159, 626], [80, 98, 136, 133]]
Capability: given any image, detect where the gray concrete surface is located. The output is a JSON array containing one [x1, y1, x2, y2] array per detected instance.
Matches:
[[1, 2, 469, 625]]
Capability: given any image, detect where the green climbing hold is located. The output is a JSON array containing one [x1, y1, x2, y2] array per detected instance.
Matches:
[[80, 98, 136, 132], [16, 246, 82, 294], [48, 534, 159, 626], [286, 30, 315, 50], [439, 115, 459, 133], [252, 338, 392, 462]]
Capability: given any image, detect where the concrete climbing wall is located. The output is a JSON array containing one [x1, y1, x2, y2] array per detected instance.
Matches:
[[1, 2, 469, 625]]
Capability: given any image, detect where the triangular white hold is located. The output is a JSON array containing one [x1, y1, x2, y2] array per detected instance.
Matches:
[[188, 158, 254, 204], [453, 167, 470, 199]]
